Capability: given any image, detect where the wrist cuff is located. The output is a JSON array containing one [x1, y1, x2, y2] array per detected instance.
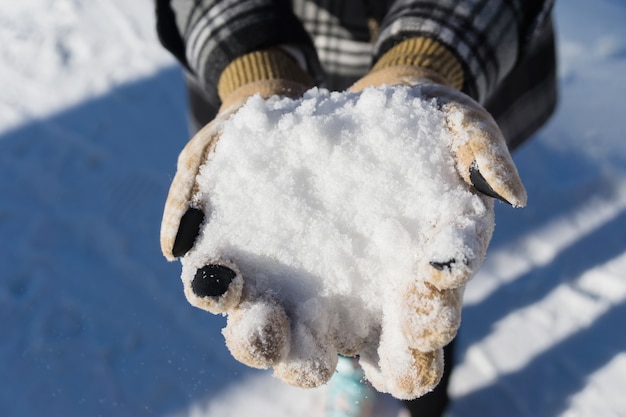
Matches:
[[373, 38, 464, 90], [218, 49, 314, 101]]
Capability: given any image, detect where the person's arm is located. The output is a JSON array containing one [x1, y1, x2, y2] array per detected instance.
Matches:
[[351, 0, 549, 208], [372, 0, 555, 103], [154, 0, 324, 108]]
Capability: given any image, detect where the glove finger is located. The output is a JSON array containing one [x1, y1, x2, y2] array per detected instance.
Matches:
[[424, 200, 494, 290], [160, 121, 222, 260], [445, 101, 527, 207], [273, 326, 338, 388], [417, 84, 526, 207], [385, 348, 443, 400], [372, 327, 444, 399], [171, 207, 205, 258], [223, 298, 291, 369], [401, 280, 464, 352], [182, 261, 243, 314]]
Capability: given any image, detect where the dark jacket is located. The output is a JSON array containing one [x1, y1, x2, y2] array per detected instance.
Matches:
[[155, 0, 557, 149]]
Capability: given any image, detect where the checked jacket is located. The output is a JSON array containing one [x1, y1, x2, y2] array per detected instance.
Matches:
[[155, 0, 557, 149]]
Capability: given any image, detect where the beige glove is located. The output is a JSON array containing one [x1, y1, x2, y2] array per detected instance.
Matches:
[[160, 39, 526, 400], [347, 37, 526, 398], [351, 37, 526, 207], [161, 49, 313, 262], [160, 49, 314, 370]]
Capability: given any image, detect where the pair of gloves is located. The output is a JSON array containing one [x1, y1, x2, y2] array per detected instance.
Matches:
[[160, 38, 526, 399]]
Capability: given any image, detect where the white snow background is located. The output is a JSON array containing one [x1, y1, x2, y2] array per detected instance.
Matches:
[[1, 1, 625, 416]]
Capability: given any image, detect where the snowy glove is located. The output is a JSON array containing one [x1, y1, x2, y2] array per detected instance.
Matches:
[[350, 37, 526, 207], [161, 48, 313, 261], [160, 39, 526, 401], [343, 38, 526, 397], [163, 82, 502, 399], [161, 49, 322, 378]]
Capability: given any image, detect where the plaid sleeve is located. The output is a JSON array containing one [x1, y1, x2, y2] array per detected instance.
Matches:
[[155, 0, 322, 100], [374, 0, 555, 102]]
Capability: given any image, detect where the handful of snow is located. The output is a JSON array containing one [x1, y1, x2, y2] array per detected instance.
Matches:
[[181, 85, 494, 399]]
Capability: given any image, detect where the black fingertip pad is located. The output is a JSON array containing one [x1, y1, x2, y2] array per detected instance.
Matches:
[[430, 259, 456, 271], [192, 264, 237, 297], [172, 208, 205, 257], [469, 162, 511, 205]]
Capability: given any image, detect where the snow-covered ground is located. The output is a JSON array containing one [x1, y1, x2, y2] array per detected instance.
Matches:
[[1, 1, 625, 416]]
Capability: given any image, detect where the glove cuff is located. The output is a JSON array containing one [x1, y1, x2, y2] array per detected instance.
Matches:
[[217, 48, 314, 102], [373, 37, 464, 90]]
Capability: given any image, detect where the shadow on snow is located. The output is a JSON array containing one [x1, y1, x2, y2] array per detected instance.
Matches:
[[454, 135, 626, 416], [2, 68, 625, 417], [0, 66, 262, 417]]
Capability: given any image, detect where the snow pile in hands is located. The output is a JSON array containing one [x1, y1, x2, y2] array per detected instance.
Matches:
[[182, 85, 494, 398]]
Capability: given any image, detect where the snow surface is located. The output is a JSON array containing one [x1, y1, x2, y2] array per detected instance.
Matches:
[[1, 1, 625, 416]]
